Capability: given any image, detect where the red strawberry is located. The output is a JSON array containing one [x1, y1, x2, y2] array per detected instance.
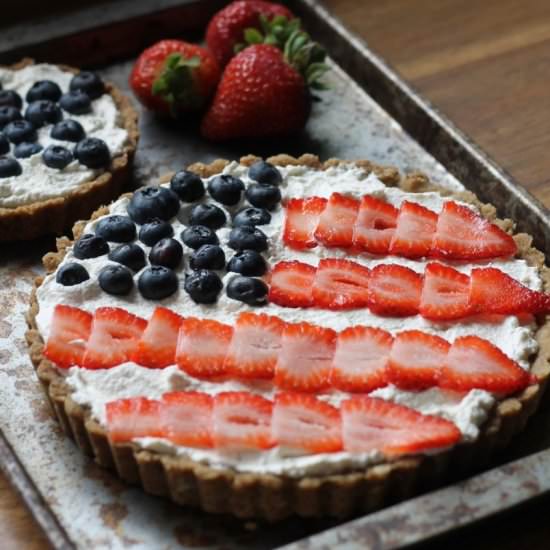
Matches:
[[353, 195, 398, 254], [176, 318, 233, 378], [469, 267, 550, 315], [330, 326, 392, 392], [268, 260, 316, 307], [341, 396, 461, 455], [274, 321, 336, 392], [432, 201, 517, 260], [312, 258, 370, 309], [82, 308, 147, 369], [367, 264, 423, 316], [440, 336, 530, 393], [132, 307, 184, 368], [106, 397, 163, 443], [43, 305, 92, 368], [130, 39, 220, 116], [419, 262, 472, 320], [161, 392, 213, 448], [272, 393, 342, 453], [283, 196, 327, 249], [224, 312, 286, 379], [314, 193, 360, 248], [213, 391, 274, 450], [206, 0, 295, 67], [389, 201, 438, 258], [387, 330, 450, 390]]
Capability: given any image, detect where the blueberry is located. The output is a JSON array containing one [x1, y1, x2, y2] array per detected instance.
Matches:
[[245, 183, 281, 210], [248, 160, 282, 185], [138, 266, 179, 300], [227, 225, 268, 252], [227, 249, 267, 276], [43, 145, 73, 169], [51, 119, 85, 142], [94, 215, 136, 243], [0, 90, 22, 109], [98, 264, 134, 295], [25, 100, 62, 127], [207, 174, 244, 206], [181, 225, 219, 249], [26, 80, 62, 103], [138, 218, 174, 246], [0, 133, 9, 155], [69, 71, 105, 99], [73, 233, 109, 259], [226, 275, 268, 305], [14, 142, 42, 158], [0, 157, 22, 178], [4, 120, 37, 144], [233, 207, 271, 227], [189, 244, 225, 270], [74, 137, 110, 168], [55, 262, 90, 286], [59, 90, 91, 115], [127, 186, 180, 224], [108, 243, 146, 272], [0, 106, 22, 129], [149, 237, 183, 269], [189, 203, 226, 230], [170, 170, 205, 202], [184, 269, 222, 304]]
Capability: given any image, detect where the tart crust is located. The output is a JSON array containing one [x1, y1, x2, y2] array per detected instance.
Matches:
[[25, 154, 550, 521], [0, 58, 139, 241]]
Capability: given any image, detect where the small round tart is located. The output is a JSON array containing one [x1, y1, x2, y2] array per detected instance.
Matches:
[[0, 59, 138, 241], [26, 154, 550, 520]]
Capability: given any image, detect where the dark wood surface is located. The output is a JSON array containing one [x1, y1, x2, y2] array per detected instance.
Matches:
[[3, 0, 550, 548]]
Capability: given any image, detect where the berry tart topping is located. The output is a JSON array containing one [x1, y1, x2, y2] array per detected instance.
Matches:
[[352, 195, 398, 254], [149, 237, 184, 269], [189, 203, 227, 229], [0, 133, 9, 155], [207, 174, 244, 206], [74, 137, 111, 168], [95, 215, 136, 243], [139, 218, 174, 246], [98, 264, 135, 296], [189, 244, 226, 270], [59, 90, 92, 115], [0, 157, 22, 177], [138, 266, 179, 300], [268, 260, 316, 307], [283, 196, 327, 249], [50, 119, 86, 142], [127, 186, 180, 224], [55, 262, 90, 286], [226, 275, 269, 305], [248, 160, 282, 185], [0, 106, 22, 129], [245, 183, 282, 210], [181, 224, 219, 249], [25, 100, 63, 127], [73, 233, 109, 259], [233, 206, 271, 227], [106, 397, 163, 443], [108, 243, 147, 272], [184, 269, 223, 304], [170, 170, 205, 202], [227, 249, 267, 276], [4, 120, 37, 144], [69, 71, 105, 100], [14, 142, 42, 159], [227, 225, 268, 252], [0, 90, 22, 109], [26, 80, 62, 102], [42, 145, 73, 170], [314, 193, 360, 248]]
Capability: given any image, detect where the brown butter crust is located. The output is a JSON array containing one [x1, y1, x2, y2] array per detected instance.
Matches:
[[26, 154, 550, 521], [0, 58, 139, 241]]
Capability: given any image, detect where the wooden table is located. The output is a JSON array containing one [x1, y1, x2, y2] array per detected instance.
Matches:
[[2, 0, 550, 547]]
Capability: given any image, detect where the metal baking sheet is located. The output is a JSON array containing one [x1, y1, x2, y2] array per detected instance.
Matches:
[[1, 1, 550, 548]]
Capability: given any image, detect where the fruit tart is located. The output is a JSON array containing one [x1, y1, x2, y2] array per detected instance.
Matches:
[[26, 154, 550, 520], [0, 59, 138, 241]]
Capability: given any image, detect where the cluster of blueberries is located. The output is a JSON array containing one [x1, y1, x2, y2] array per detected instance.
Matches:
[[0, 71, 111, 177], [56, 160, 283, 306]]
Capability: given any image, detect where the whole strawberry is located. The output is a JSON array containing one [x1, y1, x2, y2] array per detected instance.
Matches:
[[130, 39, 220, 117], [206, 0, 294, 66]]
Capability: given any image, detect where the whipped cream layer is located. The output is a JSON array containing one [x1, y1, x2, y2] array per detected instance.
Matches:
[[36, 162, 541, 476], [0, 63, 129, 208]]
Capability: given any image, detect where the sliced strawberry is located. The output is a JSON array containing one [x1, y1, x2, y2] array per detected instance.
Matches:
[[469, 267, 550, 315], [387, 330, 449, 390], [367, 264, 423, 316], [105, 397, 163, 442], [82, 308, 147, 369], [389, 201, 438, 258], [419, 262, 472, 320], [312, 258, 370, 309], [432, 201, 517, 260], [224, 312, 286, 379], [272, 393, 342, 453], [268, 260, 316, 308], [314, 192, 360, 247], [274, 321, 336, 392], [283, 197, 327, 249], [43, 305, 92, 368], [440, 335, 530, 393], [213, 391, 274, 450], [353, 195, 399, 254], [331, 326, 392, 392], [161, 391, 213, 448], [175, 318, 233, 378], [341, 396, 461, 455], [132, 307, 184, 368]]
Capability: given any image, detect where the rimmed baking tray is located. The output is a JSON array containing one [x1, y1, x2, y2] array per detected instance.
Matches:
[[2, 1, 550, 548]]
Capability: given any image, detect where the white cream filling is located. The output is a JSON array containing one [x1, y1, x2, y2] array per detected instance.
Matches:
[[0, 63, 129, 208]]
